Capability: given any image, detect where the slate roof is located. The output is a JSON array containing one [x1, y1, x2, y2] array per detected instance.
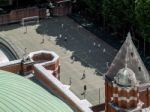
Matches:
[[105, 33, 150, 84]]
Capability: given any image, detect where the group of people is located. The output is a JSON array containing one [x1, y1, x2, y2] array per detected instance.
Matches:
[[69, 70, 87, 98]]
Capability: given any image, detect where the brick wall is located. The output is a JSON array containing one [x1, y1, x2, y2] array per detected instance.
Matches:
[[0, 7, 46, 25], [105, 80, 150, 112], [0, 59, 59, 78], [139, 89, 149, 108], [32, 53, 54, 62], [105, 81, 113, 112], [52, 6, 72, 16], [0, 63, 21, 73], [0, 14, 10, 25], [39, 8, 46, 19]]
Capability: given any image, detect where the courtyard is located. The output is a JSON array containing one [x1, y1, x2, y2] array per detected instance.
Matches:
[[0, 16, 117, 106]]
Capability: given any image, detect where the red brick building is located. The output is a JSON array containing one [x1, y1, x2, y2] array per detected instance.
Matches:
[[105, 33, 150, 112], [51, 0, 72, 16], [0, 0, 73, 25]]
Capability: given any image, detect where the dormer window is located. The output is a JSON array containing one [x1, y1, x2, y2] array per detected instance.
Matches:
[[131, 52, 134, 57], [138, 67, 141, 71]]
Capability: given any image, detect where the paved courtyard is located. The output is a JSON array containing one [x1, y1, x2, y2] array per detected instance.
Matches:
[[0, 17, 117, 106]]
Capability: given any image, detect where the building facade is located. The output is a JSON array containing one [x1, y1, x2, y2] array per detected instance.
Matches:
[[0, 0, 73, 25], [0, 50, 93, 112], [105, 33, 150, 112]]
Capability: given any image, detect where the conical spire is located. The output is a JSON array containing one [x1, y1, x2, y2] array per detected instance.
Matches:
[[105, 32, 150, 84]]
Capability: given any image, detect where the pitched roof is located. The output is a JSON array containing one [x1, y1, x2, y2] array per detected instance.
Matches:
[[0, 70, 73, 112], [105, 32, 150, 84]]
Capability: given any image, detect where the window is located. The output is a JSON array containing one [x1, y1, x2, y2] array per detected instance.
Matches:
[[131, 52, 134, 57], [138, 67, 141, 71]]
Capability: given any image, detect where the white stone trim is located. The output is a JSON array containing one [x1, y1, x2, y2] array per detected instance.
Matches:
[[28, 50, 59, 64], [127, 99, 130, 103], [34, 64, 93, 112], [118, 96, 137, 102], [115, 85, 138, 93], [0, 59, 21, 67], [118, 97, 126, 101], [113, 83, 117, 88], [118, 86, 122, 91], [111, 97, 113, 101], [134, 87, 138, 91], [126, 88, 131, 92], [113, 94, 118, 97], [126, 97, 137, 102], [117, 86, 133, 92]]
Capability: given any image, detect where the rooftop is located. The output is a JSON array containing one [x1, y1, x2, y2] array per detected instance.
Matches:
[[0, 16, 114, 105], [106, 33, 150, 84], [0, 70, 73, 112]]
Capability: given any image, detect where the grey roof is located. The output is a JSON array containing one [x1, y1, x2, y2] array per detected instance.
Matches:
[[105, 32, 150, 84], [114, 68, 137, 87]]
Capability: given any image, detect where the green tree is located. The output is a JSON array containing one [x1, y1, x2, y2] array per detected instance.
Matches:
[[102, 0, 135, 36], [135, 0, 150, 42], [0, 0, 9, 6], [82, 0, 102, 14]]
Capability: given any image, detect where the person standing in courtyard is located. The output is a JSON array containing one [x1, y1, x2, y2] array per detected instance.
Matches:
[[81, 70, 86, 80], [24, 48, 27, 56], [64, 36, 67, 42], [83, 85, 87, 99]]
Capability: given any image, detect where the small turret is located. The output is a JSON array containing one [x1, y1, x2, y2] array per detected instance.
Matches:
[[105, 32, 150, 112], [114, 67, 137, 87]]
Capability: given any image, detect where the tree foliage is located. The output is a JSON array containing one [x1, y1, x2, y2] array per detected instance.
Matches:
[[135, 0, 150, 42], [76, 0, 150, 42], [82, 0, 102, 14], [0, 0, 9, 6], [102, 0, 135, 36]]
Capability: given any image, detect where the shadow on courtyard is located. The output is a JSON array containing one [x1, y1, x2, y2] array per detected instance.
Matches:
[[0, 22, 40, 32], [0, 23, 22, 32], [36, 17, 117, 75]]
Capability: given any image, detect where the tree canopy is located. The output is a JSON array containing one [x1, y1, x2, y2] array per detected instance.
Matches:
[[102, 0, 135, 36], [135, 0, 150, 42], [0, 0, 9, 6], [76, 0, 150, 42]]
